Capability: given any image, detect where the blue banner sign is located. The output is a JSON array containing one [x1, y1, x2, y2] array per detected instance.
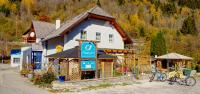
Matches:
[[81, 42, 96, 58], [81, 60, 96, 70]]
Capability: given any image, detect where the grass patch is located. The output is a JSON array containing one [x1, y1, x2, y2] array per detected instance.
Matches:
[[39, 83, 52, 88], [121, 82, 131, 86], [82, 83, 112, 90], [48, 88, 70, 93]]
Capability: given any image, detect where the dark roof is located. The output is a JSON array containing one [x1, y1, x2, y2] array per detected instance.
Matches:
[[32, 21, 55, 38], [46, 47, 116, 59]]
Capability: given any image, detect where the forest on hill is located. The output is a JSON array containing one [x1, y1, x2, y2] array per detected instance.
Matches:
[[0, 0, 200, 66]]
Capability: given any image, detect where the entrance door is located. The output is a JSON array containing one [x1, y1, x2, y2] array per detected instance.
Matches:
[[81, 71, 95, 79], [32, 51, 42, 69]]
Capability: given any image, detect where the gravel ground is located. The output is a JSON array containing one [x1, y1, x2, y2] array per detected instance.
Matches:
[[0, 64, 49, 94], [65, 78, 200, 94], [67, 79, 200, 94], [0, 64, 199, 94]]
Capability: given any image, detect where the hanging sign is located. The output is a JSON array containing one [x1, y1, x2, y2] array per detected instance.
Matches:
[[81, 60, 96, 70], [81, 42, 96, 58]]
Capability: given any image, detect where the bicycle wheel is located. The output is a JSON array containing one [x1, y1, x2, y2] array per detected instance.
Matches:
[[169, 77, 175, 85], [149, 73, 155, 82], [161, 73, 167, 82], [186, 77, 196, 86]]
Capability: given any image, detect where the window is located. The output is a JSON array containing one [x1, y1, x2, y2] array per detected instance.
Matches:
[[13, 58, 20, 63], [81, 30, 87, 40], [109, 34, 114, 43], [96, 32, 101, 41]]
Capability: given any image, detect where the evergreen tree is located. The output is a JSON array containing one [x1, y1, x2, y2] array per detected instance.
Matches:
[[150, 32, 167, 56], [150, 36, 157, 56], [180, 15, 198, 35], [139, 27, 145, 37], [117, 0, 125, 6], [161, 2, 177, 16], [96, 0, 101, 7]]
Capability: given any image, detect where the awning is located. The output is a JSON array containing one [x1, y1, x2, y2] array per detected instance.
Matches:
[[155, 53, 193, 60], [46, 47, 116, 59]]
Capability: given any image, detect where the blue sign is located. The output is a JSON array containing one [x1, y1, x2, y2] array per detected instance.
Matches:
[[81, 42, 96, 58], [11, 49, 21, 56], [81, 60, 96, 70]]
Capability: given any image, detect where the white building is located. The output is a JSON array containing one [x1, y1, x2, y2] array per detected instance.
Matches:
[[20, 6, 133, 71]]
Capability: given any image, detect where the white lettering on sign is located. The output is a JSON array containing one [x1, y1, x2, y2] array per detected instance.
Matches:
[[86, 64, 91, 68]]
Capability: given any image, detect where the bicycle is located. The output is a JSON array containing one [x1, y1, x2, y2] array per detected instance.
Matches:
[[149, 71, 167, 82], [168, 69, 196, 86]]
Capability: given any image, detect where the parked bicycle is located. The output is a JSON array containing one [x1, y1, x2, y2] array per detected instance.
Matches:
[[149, 71, 167, 82], [168, 69, 196, 86]]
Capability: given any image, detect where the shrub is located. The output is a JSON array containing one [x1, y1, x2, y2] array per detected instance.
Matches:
[[33, 75, 41, 85], [195, 65, 200, 72], [40, 72, 56, 84]]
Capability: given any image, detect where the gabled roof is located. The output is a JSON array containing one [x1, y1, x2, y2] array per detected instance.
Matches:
[[87, 6, 114, 18], [23, 21, 55, 39], [43, 6, 133, 44], [155, 53, 193, 60], [44, 12, 89, 40], [32, 21, 55, 38]]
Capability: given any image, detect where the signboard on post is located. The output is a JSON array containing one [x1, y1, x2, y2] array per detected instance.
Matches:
[[81, 60, 96, 70], [81, 42, 96, 58], [76, 40, 99, 78]]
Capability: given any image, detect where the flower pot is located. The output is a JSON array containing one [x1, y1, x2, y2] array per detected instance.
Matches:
[[28, 74, 33, 79]]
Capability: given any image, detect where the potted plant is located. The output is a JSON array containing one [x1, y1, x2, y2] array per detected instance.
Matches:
[[20, 69, 29, 77], [28, 71, 34, 79]]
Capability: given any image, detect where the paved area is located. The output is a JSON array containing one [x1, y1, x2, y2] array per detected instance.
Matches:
[[0, 64, 49, 94]]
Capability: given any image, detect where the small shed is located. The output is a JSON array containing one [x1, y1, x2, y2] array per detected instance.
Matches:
[[155, 53, 193, 71]]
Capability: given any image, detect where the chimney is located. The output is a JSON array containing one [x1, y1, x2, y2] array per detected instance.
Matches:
[[56, 19, 60, 29]]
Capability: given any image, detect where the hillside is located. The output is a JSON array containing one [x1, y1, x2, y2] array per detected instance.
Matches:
[[0, 0, 200, 63]]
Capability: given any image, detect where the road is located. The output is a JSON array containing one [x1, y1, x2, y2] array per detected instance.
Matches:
[[0, 64, 50, 94]]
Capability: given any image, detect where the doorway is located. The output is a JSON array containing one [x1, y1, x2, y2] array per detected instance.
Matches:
[[81, 71, 95, 79]]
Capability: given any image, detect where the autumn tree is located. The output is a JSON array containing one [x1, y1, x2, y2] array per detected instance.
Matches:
[[21, 0, 35, 15], [180, 15, 198, 35]]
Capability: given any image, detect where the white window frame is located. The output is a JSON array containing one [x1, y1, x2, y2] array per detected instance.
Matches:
[[81, 30, 87, 40], [96, 32, 101, 41], [13, 58, 20, 63], [109, 34, 114, 43]]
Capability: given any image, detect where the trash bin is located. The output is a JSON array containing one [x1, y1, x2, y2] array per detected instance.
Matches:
[[58, 76, 65, 82]]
